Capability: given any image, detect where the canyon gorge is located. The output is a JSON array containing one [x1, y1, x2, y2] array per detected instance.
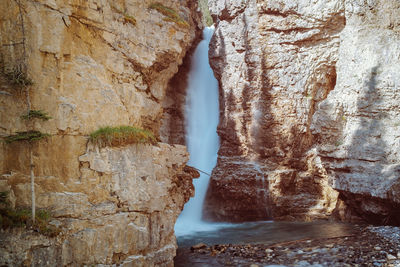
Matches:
[[0, 0, 399, 266]]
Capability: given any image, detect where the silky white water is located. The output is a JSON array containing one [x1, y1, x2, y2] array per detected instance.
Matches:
[[174, 26, 229, 236]]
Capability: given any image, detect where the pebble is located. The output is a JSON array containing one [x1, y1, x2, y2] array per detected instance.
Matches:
[[265, 248, 274, 253], [191, 243, 207, 250], [180, 225, 399, 266]]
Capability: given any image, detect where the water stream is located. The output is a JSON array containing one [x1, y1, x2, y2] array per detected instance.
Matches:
[[174, 26, 224, 236]]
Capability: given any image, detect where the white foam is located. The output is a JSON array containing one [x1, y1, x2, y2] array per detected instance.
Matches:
[[174, 26, 221, 236]]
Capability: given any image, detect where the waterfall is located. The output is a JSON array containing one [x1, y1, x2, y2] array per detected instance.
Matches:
[[174, 26, 221, 236]]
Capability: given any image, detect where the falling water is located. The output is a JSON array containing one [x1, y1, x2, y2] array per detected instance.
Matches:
[[174, 26, 222, 236]]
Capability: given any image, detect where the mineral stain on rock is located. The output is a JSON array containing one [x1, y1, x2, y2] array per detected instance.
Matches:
[[204, 0, 400, 225]]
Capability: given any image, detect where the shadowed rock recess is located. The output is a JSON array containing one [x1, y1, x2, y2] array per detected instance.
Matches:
[[0, 0, 201, 266], [204, 0, 400, 225]]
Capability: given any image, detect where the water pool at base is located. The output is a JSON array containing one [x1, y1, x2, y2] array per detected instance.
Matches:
[[177, 220, 357, 248]]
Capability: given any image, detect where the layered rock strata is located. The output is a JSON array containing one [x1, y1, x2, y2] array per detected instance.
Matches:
[[0, 0, 200, 265], [1, 143, 197, 266], [205, 0, 400, 224], [204, 0, 344, 222], [312, 0, 400, 224]]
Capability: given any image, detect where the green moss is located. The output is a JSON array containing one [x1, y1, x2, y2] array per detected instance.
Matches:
[[123, 14, 136, 25], [335, 139, 344, 147], [21, 110, 52, 121], [4, 130, 50, 144], [3, 67, 33, 87], [89, 126, 157, 147], [0, 207, 60, 237], [149, 3, 189, 28], [198, 0, 213, 26]]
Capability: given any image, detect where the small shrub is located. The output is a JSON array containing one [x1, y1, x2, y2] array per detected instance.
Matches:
[[0, 206, 60, 237], [4, 130, 50, 144], [3, 67, 33, 87], [123, 14, 136, 25], [0, 208, 31, 228], [89, 126, 157, 147], [37, 209, 51, 221], [21, 110, 52, 121], [149, 3, 189, 28]]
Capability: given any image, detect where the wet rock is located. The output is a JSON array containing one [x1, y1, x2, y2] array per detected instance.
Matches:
[[176, 225, 399, 266], [191, 243, 208, 250]]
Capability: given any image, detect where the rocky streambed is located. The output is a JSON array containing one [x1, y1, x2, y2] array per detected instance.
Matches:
[[175, 224, 400, 267]]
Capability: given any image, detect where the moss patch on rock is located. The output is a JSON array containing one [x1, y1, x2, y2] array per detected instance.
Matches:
[[21, 110, 52, 121], [149, 3, 189, 28], [89, 126, 157, 147], [4, 131, 50, 143]]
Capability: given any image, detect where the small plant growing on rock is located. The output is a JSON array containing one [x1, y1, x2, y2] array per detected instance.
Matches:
[[4, 130, 50, 143], [149, 3, 189, 28], [3, 66, 33, 87], [89, 126, 157, 147], [0, 203, 60, 237], [21, 109, 52, 121]]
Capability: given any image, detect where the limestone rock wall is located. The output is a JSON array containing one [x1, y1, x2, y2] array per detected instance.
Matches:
[[1, 143, 196, 266], [205, 0, 400, 224], [204, 0, 344, 222], [311, 0, 400, 224], [0, 0, 201, 265]]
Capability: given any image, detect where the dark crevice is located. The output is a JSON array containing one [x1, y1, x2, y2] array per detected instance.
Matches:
[[159, 28, 202, 145]]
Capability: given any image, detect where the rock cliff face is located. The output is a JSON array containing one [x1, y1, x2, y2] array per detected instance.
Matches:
[[0, 0, 200, 265], [205, 0, 400, 225]]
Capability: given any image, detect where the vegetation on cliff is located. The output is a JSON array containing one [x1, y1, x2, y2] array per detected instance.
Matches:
[[149, 3, 189, 28], [20, 110, 52, 121], [4, 130, 50, 143], [3, 66, 33, 87], [0, 192, 60, 237], [89, 126, 157, 147]]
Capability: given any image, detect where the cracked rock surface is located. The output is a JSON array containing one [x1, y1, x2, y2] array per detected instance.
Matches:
[[205, 0, 400, 224]]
